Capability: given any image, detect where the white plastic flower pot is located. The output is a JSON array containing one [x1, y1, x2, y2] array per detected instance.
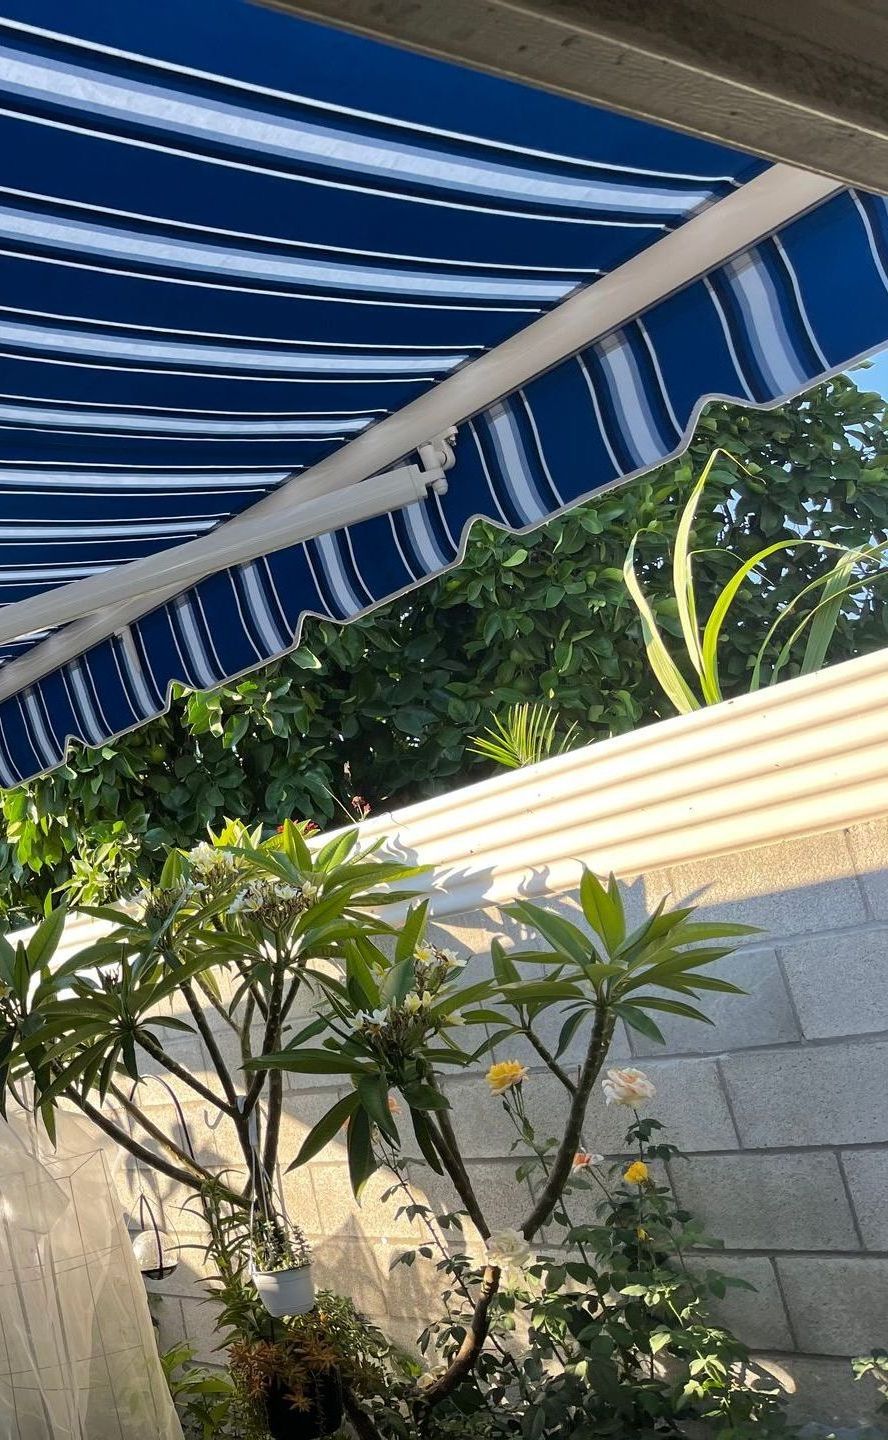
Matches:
[[252, 1263, 315, 1317]]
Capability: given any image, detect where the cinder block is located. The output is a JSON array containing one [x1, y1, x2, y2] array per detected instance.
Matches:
[[629, 947, 800, 1057], [279, 1087, 348, 1168], [720, 1041, 888, 1148], [278, 1158, 323, 1236], [374, 1238, 448, 1325], [670, 1151, 859, 1250], [756, 1353, 887, 1428], [147, 1293, 186, 1357], [146, 1256, 215, 1306], [178, 1293, 227, 1365], [840, 1148, 888, 1249], [464, 1159, 534, 1232], [311, 1234, 389, 1316], [692, 1255, 793, 1351], [666, 831, 866, 938], [444, 1068, 576, 1159], [580, 1057, 739, 1156], [308, 1164, 431, 1244], [777, 1256, 888, 1355], [846, 818, 888, 920], [779, 926, 888, 1039]]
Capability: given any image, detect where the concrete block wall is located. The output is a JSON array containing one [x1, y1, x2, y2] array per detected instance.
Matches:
[[118, 815, 888, 1430]]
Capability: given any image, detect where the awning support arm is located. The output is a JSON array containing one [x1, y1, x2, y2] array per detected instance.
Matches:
[[0, 433, 455, 698]]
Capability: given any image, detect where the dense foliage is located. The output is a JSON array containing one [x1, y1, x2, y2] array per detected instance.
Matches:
[[2, 374, 886, 922]]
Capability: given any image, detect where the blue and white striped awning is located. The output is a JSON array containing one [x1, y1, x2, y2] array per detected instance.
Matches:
[[0, 0, 885, 785]]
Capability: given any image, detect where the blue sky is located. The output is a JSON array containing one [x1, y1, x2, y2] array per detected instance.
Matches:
[[847, 348, 888, 398]]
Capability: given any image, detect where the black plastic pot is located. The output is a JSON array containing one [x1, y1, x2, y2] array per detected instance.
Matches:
[[265, 1368, 343, 1439]]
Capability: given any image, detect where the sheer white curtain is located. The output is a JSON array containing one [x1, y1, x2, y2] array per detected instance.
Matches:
[[0, 1110, 182, 1440]]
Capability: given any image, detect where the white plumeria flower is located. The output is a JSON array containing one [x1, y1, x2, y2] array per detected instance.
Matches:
[[419, 990, 435, 1009], [401, 992, 423, 1016], [447, 1010, 466, 1027], [275, 883, 304, 900], [188, 841, 238, 878], [414, 943, 435, 965], [602, 1067, 657, 1107], [439, 948, 466, 969], [301, 880, 320, 903], [228, 889, 255, 915], [353, 1008, 389, 1031], [187, 841, 219, 874]]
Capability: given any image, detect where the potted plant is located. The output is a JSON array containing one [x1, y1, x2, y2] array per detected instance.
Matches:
[[228, 1331, 343, 1440], [251, 1216, 315, 1318]]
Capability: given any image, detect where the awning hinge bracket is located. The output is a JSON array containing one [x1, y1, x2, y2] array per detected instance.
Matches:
[[417, 427, 458, 495]]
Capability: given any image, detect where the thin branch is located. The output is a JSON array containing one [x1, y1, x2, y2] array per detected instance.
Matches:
[[77, 1093, 207, 1196], [341, 1381, 384, 1440], [241, 953, 284, 1116], [262, 1068, 283, 1181], [137, 1031, 234, 1114], [520, 1004, 614, 1241], [194, 974, 240, 1033], [279, 961, 307, 1027], [520, 1021, 577, 1095], [425, 1090, 489, 1240], [180, 980, 240, 1107], [234, 957, 268, 1022], [106, 1084, 248, 1209]]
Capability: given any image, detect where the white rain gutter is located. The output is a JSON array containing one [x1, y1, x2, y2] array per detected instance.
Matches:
[[0, 164, 841, 700], [344, 646, 888, 918]]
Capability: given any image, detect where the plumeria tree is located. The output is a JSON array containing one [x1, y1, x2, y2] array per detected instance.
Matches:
[[249, 868, 760, 1428], [0, 820, 420, 1269], [1, 826, 787, 1436]]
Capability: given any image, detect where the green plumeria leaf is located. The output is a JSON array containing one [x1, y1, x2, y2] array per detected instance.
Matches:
[[355, 1073, 399, 1142], [579, 870, 624, 953], [612, 1002, 665, 1045], [506, 900, 592, 966], [346, 1106, 377, 1199], [245, 1048, 374, 1075], [289, 1093, 359, 1170]]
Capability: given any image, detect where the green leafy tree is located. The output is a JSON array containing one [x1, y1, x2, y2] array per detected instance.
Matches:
[[1, 374, 886, 922]]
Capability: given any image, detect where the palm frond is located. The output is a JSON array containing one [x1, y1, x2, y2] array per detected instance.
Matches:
[[469, 703, 579, 770]]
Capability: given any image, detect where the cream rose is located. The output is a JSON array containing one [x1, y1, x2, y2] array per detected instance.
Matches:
[[486, 1227, 532, 1270], [602, 1066, 656, 1107]]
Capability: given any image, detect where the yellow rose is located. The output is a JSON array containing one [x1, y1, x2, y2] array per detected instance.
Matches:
[[485, 1060, 528, 1094], [623, 1160, 650, 1185]]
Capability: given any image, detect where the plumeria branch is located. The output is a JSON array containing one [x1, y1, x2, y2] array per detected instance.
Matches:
[[178, 978, 240, 1109], [519, 1015, 577, 1095], [521, 1004, 615, 1241], [420, 1262, 501, 1406], [136, 1030, 235, 1114]]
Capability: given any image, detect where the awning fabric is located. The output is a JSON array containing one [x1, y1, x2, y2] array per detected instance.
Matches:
[[0, 0, 885, 785]]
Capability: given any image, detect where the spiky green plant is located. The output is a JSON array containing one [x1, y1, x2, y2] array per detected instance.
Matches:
[[469, 702, 579, 771], [623, 448, 888, 713]]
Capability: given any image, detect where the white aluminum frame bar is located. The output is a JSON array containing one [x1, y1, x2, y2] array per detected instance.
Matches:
[[0, 165, 842, 701]]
